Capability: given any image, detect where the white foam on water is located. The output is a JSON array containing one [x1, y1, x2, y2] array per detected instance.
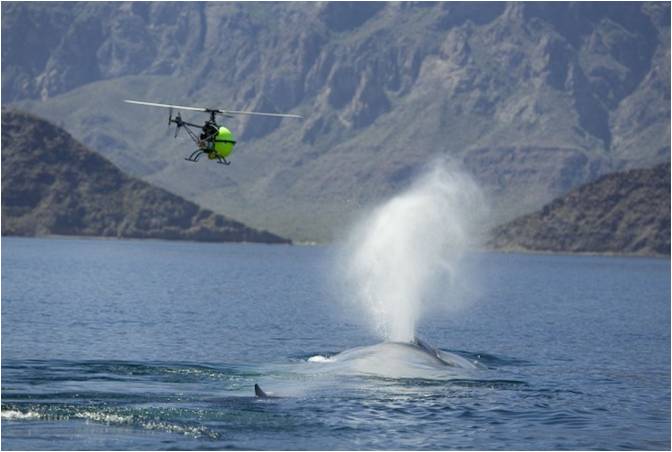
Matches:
[[77, 411, 132, 424], [75, 410, 218, 439], [1, 406, 217, 439], [337, 161, 486, 342], [1, 409, 41, 420], [308, 355, 334, 363]]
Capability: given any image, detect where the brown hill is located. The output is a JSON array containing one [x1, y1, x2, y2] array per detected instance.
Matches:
[[488, 163, 670, 256], [1, 109, 290, 244]]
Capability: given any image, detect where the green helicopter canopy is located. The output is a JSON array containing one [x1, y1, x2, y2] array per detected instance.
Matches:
[[213, 127, 236, 158]]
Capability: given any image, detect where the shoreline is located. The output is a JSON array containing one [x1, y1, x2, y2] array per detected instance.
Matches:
[[0, 233, 293, 247], [2, 234, 669, 258]]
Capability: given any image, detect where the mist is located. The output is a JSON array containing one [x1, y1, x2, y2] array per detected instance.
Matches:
[[336, 160, 487, 342]]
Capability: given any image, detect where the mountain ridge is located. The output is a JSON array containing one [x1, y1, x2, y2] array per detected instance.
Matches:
[[2, 2, 669, 241]]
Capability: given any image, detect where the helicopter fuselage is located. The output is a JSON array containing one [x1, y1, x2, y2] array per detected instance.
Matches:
[[123, 99, 301, 167], [171, 116, 236, 163]]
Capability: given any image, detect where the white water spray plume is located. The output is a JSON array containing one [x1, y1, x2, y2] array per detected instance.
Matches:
[[338, 161, 487, 343]]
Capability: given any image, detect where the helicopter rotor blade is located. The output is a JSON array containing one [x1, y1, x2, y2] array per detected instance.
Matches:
[[218, 110, 303, 119], [124, 99, 210, 113], [124, 99, 303, 119]]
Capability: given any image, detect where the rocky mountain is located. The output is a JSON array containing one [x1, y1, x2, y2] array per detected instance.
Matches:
[[1, 109, 290, 244], [2, 2, 669, 241], [488, 162, 670, 256]]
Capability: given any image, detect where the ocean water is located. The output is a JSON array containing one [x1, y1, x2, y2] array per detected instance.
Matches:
[[1, 236, 669, 450]]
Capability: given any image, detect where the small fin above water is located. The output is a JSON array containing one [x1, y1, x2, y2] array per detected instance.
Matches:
[[254, 383, 269, 398], [414, 336, 479, 369], [413, 336, 436, 355]]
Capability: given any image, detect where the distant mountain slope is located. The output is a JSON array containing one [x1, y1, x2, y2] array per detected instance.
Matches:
[[489, 163, 670, 256], [1, 110, 290, 244], [2, 2, 670, 241]]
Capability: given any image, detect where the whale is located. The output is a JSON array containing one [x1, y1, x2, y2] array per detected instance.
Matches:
[[253, 338, 479, 397], [307, 337, 478, 379]]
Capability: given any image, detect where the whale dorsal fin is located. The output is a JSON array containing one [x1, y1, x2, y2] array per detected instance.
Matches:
[[254, 383, 269, 398], [413, 336, 437, 356]]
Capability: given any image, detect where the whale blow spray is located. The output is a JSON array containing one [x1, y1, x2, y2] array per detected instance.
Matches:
[[340, 162, 486, 343]]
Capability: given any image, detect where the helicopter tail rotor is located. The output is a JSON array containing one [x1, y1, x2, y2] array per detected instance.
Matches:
[[173, 112, 184, 138], [167, 107, 173, 136], [167, 107, 186, 138]]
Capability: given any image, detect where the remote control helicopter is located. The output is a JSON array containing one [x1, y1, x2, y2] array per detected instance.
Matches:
[[124, 99, 303, 166]]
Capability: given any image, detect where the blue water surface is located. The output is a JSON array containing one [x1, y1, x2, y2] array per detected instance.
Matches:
[[1, 237, 670, 450]]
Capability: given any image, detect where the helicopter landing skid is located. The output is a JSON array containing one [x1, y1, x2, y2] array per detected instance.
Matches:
[[184, 150, 231, 166], [184, 150, 204, 162]]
